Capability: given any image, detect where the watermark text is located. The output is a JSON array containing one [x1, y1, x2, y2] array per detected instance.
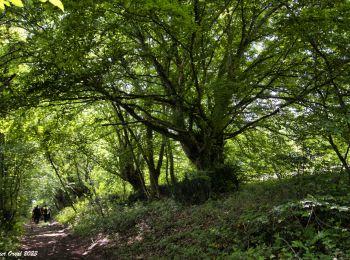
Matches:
[[0, 251, 38, 257]]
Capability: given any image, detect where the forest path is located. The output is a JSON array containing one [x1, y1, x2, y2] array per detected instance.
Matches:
[[19, 221, 109, 259]]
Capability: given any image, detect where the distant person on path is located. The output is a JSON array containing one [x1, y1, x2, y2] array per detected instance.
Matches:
[[40, 206, 44, 221], [32, 205, 41, 224], [43, 206, 51, 222], [47, 207, 52, 221]]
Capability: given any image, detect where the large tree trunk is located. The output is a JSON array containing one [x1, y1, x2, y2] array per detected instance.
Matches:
[[113, 103, 149, 196], [181, 133, 225, 171], [122, 163, 146, 193], [121, 146, 148, 196]]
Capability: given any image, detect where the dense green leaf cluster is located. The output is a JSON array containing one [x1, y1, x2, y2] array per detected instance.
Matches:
[[0, 0, 350, 256]]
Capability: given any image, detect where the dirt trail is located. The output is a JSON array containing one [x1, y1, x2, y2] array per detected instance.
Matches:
[[19, 222, 111, 259]]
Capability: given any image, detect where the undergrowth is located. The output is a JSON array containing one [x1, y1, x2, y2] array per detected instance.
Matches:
[[0, 218, 25, 252], [57, 172, 350, 258]]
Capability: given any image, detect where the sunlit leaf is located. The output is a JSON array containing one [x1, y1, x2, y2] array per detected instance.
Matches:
[[9, 0, 23, 7], [49, 0, 63, 11], [39, 0, 48, 2], [0, 1, 4, 10]]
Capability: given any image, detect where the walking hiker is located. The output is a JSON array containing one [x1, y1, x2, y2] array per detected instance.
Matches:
[[47, 207, 52, 221], [32, 205, 41, 224], [43, 206, 51, 222]]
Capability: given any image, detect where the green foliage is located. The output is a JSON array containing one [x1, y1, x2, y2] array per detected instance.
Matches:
[[126, 190, 148, 204], [222, 173, 350, 258], [235, 193, 350, 258], [6, 0, 345, 173], [0, 218, 24, 251], [0, 0, 23, 9], [173, 173, 211, 204], [62, 172, 350, 258], [56, 206, 76, 225], [0, 117, 42, 235], [0, 0, 64, 11], [208, 164, 241, 194], [167, 164, 242, 205], [40, 0, 64, 11], [0, 230, 18, 251], [1, 0, 350, 256], [62, 198, 179, 237]]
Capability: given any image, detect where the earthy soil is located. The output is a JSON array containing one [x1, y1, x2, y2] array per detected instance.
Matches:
[[19, 221, 112, 259]]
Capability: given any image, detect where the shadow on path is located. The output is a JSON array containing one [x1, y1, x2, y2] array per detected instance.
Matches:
[[19, 221, 110, 259]]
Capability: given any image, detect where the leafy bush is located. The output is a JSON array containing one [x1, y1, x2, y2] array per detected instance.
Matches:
[[172, 164, 241, 204], [126, 190, 148, 204], [126, 164, 242, 206], [0, 230, 18, 251], [173, 173, 211, 204], [234, 194, 350, 258], [0, 218, 24, 251], [208, 164, 241, 193], [56, 206, 77, 225]]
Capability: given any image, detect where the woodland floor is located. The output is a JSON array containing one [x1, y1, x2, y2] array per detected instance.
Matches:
[[19, 221, 111, 259]]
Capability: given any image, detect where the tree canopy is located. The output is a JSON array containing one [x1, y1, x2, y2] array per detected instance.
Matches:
[[2, 0, 348, 171], [1, 1, 350, 255]]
